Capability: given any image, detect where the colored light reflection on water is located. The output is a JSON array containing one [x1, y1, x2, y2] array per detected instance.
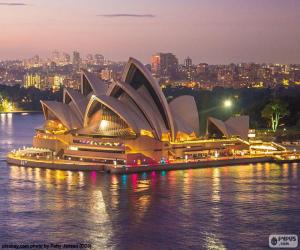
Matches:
[[161, 170, 167, 176], [131, 173, 138, 189], [1, 114, 300, 249], [121, 174, 127, 186], [90, 171, 97, 184]]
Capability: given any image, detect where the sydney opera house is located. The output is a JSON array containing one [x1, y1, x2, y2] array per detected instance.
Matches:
[[29, 58, 250, 166]]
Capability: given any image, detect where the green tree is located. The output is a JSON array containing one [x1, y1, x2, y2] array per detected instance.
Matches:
[[261, 99, 289, 132]]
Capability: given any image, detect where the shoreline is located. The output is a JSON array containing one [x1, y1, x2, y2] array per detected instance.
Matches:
[[6, 154, 298, 174]]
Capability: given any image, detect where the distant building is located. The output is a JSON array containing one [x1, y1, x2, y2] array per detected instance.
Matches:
[[24, 74, 41, 89], [61, 52, 71, 65], [48, 75, 65, 91], [23, 55, 42, 68], [184, 57, 192, 68], [72, 51, 81, 69], [52, 51, 71, 66], [151, 53, 179, 80], [94, 54, 104, 65], [184, 57, 193, 81], [86, 54, 94, 65], [52, 51, 60, 64], [196, 63, 208, 74], [217, 69, 234, 83], [100, 68, 114, 81]]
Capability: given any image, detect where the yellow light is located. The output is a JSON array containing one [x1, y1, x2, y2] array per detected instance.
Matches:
[[224, 99, 232, 108], [140, 130, 154, 138], [69, 146, 78, 151], [99, 120, 109, 130], [283, 79, 289, 86]]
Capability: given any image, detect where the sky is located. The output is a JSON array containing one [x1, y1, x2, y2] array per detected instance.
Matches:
[[0, 0, 300, 64]]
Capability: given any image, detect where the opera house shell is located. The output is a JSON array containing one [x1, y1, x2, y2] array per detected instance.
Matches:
[[34, 57, 248, 165], [207, 116, 249, 140]]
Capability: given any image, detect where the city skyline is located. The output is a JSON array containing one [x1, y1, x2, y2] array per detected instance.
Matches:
[[2, 49, 300, 66], [1, 0, 300, 64]]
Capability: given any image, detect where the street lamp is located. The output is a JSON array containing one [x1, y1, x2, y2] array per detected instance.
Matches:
[[224, 99, 233, 108]]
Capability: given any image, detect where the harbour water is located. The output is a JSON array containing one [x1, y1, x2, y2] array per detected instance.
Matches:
[[0, 114, 300, 249]]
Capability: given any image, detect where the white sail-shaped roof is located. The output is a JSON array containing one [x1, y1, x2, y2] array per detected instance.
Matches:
[[84, 95, 152, 134], [171, 112, 195, 135], [63, 88, 89, 120], [81, 70, 108, 97], [208, 116, 249, 140], [170, 95, 199, 136], [122, 57, 176, 141], [41, 101, 82, 130], [107, 80, 166, 139], [225, 116, 249, 140]]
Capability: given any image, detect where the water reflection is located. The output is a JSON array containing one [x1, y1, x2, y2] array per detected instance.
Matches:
[[212, 168, 221, 203], [2, 114, 300, 248], [0, 113, 14, 146], [204, 232, 226, 250], [4, 162, 300, 249]]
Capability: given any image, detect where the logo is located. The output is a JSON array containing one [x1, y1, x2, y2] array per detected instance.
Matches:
[[269, 235, 298, 248]]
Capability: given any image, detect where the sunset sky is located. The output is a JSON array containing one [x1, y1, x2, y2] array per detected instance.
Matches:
[[1, 0, 300, 64]]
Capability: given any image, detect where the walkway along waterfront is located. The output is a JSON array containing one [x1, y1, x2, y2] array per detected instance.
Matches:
[[6, 153, 299, 174]]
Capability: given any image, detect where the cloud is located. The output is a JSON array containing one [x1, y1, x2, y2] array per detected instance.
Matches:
[[98, 14, 155, 18], [0, 2, 28, 6]]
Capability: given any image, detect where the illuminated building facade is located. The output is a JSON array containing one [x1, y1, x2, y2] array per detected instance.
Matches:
[[24, 74, 42, 89], [48, 75, 65, 91], [33, 58, 250, 166], [100, 68, 114, 81], [151, 53, 179, 80]]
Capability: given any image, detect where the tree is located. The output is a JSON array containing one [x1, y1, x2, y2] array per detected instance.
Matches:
[[261, 99, 289, 132]]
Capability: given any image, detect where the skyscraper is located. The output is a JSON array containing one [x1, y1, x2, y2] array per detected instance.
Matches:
[[62, 52, 71, 64], [52, 51, 60, 64], [184, 57, 193, 81], [86, 54, 94, 64], [72, 51, 81, 69], [151, 53, 179, 80], [184, 57, 193, 68], [24, 74, 42, 89], [94, 54, 104, 65]]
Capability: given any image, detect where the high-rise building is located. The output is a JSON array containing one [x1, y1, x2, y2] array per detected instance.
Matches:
[[61, 52, 71, 65], [48, 75, 65, 91], [151, 53, 179, 79], [24, 74, 42, 89], [52, 51, 71, 65], [184, 57, 193, 68], [52, 51, 60, 63], [100, 68, 114, 81], [86, 54, 94, 64], [72, 51, 81, 69], [94, 54, 104, 65], [196, 63, 208, 74], [184, 57, 193, 81], [23, 55, 42, 68]]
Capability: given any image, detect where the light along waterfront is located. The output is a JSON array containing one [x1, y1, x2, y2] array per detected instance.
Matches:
[[1, 113, 300, 249]]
